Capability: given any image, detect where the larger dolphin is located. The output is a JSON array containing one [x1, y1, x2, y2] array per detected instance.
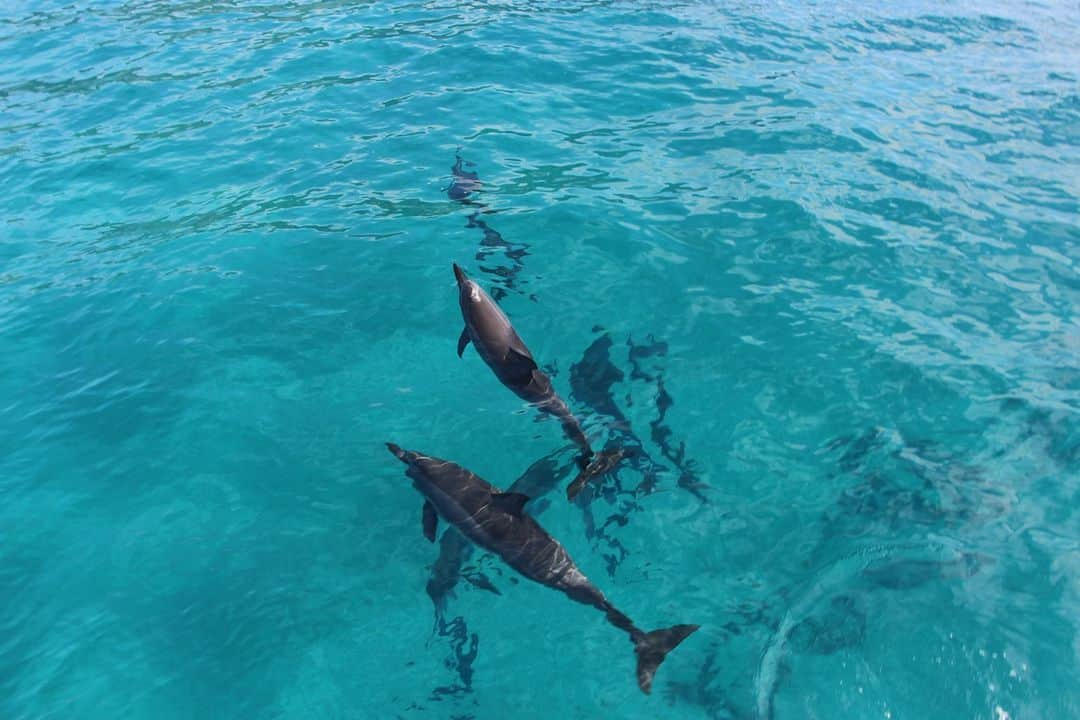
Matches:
[[386, 443, 698, 693], [453, 262, 622, 498]]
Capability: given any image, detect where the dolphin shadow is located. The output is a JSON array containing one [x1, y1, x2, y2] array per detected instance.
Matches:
[[568, 330, 710, 575], [746, 431, 1002, 720], [447, 152, 534, 303], [626, 334, 709, 502]]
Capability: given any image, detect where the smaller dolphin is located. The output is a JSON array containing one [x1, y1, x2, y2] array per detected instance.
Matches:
[[453, 262, 622, 495], [447, 154, 482, 202], [386, 443, 699, 693]]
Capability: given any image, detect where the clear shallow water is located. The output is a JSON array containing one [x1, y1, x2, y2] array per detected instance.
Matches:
[[1, 1, 1077, 718]]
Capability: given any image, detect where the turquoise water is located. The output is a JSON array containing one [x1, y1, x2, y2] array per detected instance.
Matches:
[[2, 0, 1078, 717]]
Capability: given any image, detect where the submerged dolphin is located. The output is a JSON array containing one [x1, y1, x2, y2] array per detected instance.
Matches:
[[447, 153, 482, 202], [453, 262, 622, 497], [386, 443, 698, 693]]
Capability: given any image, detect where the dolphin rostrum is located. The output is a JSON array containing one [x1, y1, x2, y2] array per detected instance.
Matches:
[[453, 262, 622, 497], [386, 443, 698, 693]]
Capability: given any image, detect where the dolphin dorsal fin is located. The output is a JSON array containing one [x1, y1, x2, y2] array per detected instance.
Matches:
[[504, 346, 538, 381], [507, 332, 536, 364], [490, 492, 530, 517]]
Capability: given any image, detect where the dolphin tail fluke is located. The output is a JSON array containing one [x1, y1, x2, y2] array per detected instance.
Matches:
[[633, 624, 699, 694], [567, 447, 627, 500]]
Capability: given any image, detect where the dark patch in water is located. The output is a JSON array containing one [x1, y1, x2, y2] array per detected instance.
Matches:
[[426, 529, 472, 615], [627, 333, 668, 382], [570, 333, 628, 424], [862, 553, 984, 590], [820, 428, 1005, 533], [567, 331, 710, 572], [663, 645, 745, 719], [466, 211, 533, 302], [430, 615, 478, 698], [788, 594, 867, 655], [569, 332, 645, 571], [627, 335, 708, 501]]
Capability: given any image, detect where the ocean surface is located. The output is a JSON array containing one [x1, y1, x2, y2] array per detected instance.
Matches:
[[1, 1, 1077, 718]]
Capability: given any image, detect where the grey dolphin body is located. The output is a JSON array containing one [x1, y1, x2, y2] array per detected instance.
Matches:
[[453, 263, 622, 496], [454, 263, 589, 450], [386, 443, 698, 694]]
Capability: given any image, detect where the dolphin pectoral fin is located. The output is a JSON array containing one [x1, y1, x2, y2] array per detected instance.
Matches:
[[422, 501, 438, 543], [490, 492, 530, 517], [457, 327, 471, 358]]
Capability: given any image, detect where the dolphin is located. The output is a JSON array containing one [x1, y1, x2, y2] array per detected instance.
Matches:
[[452, 262, 622, 496], [426, 451, 567, 614], [386, 443, 699, 694], [447, 153, 482, 202]]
